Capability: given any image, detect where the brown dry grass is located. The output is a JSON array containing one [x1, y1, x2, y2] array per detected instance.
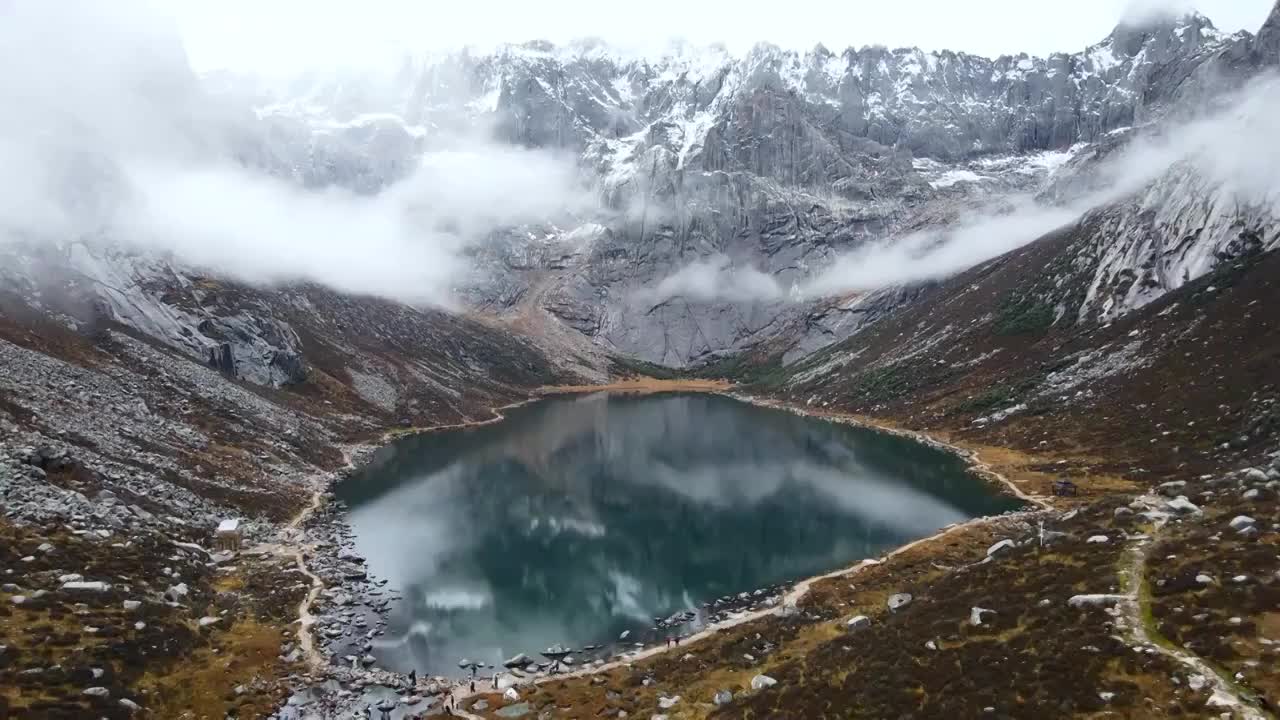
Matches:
[[136, 619, 289, 720]]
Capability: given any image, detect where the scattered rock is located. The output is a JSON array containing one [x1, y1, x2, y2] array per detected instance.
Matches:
[[658, 695, 680, 709], [986, 539, 1015, 557], [62, 581, 110, 592], [887, 593, 913, 611], [1041, 529, 1071, 546], [713, 690, 733, 706], [1166, 496, 1202, 514], [750, 674, 777, 691], [504, 653, 532, 668], [163, 583, 189, 602], [1068, 594, 1127, 608], [1229, 515, 1257, 533], [84, 687, 109, 698], [1086, 535, 1109, 544], [970, 607, 996, 626], [504, 687, 521, 702], [845, 615, 871, 631]]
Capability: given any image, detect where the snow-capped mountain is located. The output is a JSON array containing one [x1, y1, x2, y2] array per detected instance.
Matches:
[[3, 5, 1278, 381]]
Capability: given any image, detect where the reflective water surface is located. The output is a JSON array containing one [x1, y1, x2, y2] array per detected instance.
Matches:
[[337, 393, 1021, 675]]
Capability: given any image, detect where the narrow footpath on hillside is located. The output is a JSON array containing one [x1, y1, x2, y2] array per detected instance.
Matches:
[[286, 487, 328, 671], [1119, 499, 1271, 720]]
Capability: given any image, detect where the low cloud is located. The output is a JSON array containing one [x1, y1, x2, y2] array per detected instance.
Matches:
[[636, 254, 785, 306], [802, 201, 1081, 297], [0, 0, 592, 307], [1118, 0, 1196, 26], [803, 75, 1280, 297], [645, 72, 1280, 304]]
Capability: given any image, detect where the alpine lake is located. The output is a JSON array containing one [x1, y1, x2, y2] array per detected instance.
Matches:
[[335, 392, 1022, 676]]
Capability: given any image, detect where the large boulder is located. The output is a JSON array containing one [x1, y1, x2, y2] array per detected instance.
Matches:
[[750, 674, 778, 690], [503, 653, 532, 669]]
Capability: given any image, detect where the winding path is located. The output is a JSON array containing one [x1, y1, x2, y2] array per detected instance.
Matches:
[[286, 487, 328, 671], [1119, 501, 1271, 720]]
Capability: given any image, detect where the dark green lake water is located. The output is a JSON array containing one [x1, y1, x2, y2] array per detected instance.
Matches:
[[337, 392, 1021, 676]]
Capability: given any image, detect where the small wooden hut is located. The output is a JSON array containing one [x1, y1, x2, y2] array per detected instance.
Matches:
[[215, 518, 242, 552]]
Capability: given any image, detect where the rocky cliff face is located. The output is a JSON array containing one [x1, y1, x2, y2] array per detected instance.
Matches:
[[216, 10, 1270, 368], [4, 7, 1275, 385]]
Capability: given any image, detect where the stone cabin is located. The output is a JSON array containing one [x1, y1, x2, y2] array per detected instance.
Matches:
[[215, 518, 242, 552]]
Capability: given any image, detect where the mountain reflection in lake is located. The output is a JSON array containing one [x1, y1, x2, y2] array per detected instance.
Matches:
[[336, 392, 1021, 675]]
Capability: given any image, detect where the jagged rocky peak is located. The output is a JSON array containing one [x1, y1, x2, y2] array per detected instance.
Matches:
[[1107, 10, 1219, 57], [1257, 0, 1280, 60], [231, 11, 1247, 167]]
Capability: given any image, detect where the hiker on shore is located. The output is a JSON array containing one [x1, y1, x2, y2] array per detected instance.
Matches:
[[409, 668, 417, 686]]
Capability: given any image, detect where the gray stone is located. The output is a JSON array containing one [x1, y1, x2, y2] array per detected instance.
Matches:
[[1166, 496, 1202, 514], [1068, 594, 1126, 608], [1230, 515, 1258, 532], [1243, 468, 1269, 483], [970, 607, 997, 626], [62, 581, 110, 592], [750, 674, 778, 690], [83, 687, 109, 698], [887, 593, 913, 612], [845, 615, 871, 631], [986, 539, 1016, 557], [713, 690, 733, 706]]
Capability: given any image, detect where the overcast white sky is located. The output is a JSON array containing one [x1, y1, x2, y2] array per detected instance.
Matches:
[[166, 0, 1273, 73]]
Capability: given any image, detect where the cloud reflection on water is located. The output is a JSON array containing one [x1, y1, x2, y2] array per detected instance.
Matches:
[[340, 393, 1018, 675]]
